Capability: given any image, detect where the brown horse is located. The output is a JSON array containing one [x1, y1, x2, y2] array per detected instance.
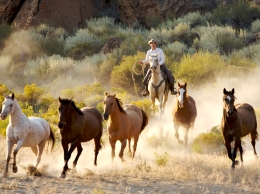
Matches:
[[221, 88, 258, 169], [57, 97, 103, 178], [172, 82, 197, 147], [103, 93, 148, 161]]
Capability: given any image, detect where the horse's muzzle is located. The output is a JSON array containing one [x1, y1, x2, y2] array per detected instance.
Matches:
[[227, 110, 233, 117], [103, 113, 109, 120], [0, 113, 7, 120]]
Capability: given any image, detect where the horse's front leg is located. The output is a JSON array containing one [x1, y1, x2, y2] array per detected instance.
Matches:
[[61, 139, 68, 164], [12, 139, 25, 173], [174, 122, 183, 144], [231, 137, 241, 169], [73, 143, 83, 169], [119, 138, 127, 162], [158, 95, 164, 118], [109, 137, 116, 161], [3, 139, 13, 178], [184, 124, 191, 147], [60, 139, 78, 178]]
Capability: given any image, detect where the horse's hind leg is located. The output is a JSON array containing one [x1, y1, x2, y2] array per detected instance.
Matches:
[[73, 143, 83, 168], [94, 133, 102, 165], [31, 146, 38, 156], [36, 139, 47, 168], [132, 135, 139, 158], [250, 128, 258, 155], [238, 143, 243, 163], [128, 138, 132, 156]]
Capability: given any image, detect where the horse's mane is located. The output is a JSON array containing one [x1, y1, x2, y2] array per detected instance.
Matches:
[[107, 95, 126, 114], [60, 98, 84, 115]]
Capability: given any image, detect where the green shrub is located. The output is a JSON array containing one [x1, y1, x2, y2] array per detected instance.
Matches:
[[154, 152, 169, 166], [175, 51, 226, 86], [207, 1, 260, 33], [146, 127, 170, 148], [191, 125, 225, 154], [251, 19, 260, 34], [0, 23, 13, 48], [131, 98, 158, 117], [110, 51, 145, 95]]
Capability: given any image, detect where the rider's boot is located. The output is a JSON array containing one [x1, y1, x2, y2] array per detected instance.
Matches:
[[142, 84, 150, 96], [170, 83, 177, 95]]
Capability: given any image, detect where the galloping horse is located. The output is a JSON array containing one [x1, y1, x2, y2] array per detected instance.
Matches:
[[148, 54, 169, 117], [58, 97, 103, 178], [221, 88, 258, 169], [0, 93, 55, 178], [103, 93, 148, 161], [172, 83, 197, 147]]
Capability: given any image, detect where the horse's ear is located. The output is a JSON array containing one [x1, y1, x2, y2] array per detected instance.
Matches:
[[184, 83, 187, 88], [11, 93, 14, 100], [223, 88, 227, 94], [113, 93, 116, 97], [104, 92, 108, 96], [58, 97, 62, 102], [231, 88, 235, 95], [178, 82, 180, 87]]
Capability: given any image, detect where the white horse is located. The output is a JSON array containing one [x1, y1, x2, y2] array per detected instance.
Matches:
[[0, 93, 55, 178], [148, 54, 169, 117]]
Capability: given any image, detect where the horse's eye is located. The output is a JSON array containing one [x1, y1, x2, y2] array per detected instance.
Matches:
[[9, 104, 13, 107], [111, 103, 113, 106]]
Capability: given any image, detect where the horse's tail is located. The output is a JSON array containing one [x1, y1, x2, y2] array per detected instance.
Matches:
[[140, 109, 149, 134], [48, 126, 55, 151], [252, 119, 259, 141]]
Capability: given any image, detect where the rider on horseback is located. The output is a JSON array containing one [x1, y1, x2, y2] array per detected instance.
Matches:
[[139, 39, 177, 96]]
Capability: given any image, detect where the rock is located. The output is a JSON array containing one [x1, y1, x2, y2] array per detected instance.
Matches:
[[100, 36, 121, 54]]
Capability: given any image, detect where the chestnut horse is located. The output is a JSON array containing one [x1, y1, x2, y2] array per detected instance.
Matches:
[[58, 97, 103, 178], [172, 83, 197, 147], [103, 93, 148, 161], [221, 88, 258, 169]]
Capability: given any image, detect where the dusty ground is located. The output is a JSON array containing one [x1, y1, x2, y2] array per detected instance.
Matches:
[[1, 77, 260, 194]]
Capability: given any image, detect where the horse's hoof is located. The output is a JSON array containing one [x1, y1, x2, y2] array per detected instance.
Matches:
[[12, 166, 18, 173], [235, 160, 239, 165], [2, 172, 8, 178], [60, 174, 66, 178]]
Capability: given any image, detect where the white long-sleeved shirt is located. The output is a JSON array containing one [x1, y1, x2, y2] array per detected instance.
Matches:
[[142, 48, 165, 65]]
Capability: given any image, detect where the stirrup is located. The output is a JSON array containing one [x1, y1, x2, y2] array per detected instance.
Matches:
[[171, 89, 177, 95], [142, 90, 149, 96]]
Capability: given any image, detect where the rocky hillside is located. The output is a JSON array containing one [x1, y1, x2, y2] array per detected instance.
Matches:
[[0, 0, 257, 32]]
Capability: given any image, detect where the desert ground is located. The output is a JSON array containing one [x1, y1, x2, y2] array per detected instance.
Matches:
[[1, 77, 260, 194]]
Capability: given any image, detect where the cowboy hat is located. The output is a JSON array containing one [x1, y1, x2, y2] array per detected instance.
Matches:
[[148, 39, 158, 44]]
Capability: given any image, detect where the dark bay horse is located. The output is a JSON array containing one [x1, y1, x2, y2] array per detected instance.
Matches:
[[58, 97, 103, 178], [221, 88, 258, 169], [172, 83, 197, 147], [103, 93, 148, 161]]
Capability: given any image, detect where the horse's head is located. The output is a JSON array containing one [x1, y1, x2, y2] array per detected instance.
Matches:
[[149, 54, 159, 70], [58, 97, 72, 129], [0, 93, 15, 120], [223, 88, 236, 117], [177, 82, 187, 108], [103, 92, 117, 120]]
